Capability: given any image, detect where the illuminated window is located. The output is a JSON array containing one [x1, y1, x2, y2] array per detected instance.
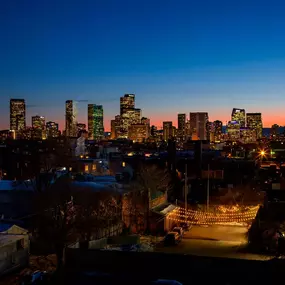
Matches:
[[84, 165, 89, 172], [92, 164, 96, 171]]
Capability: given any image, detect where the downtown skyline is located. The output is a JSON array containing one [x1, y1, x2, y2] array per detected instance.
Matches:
[[1, 0, 285, 129]]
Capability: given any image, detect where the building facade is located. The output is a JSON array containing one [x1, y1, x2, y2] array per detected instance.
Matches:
[[177, 114, 186, 141], [213, 120, 223, 142], [231, 108, 245, 127], [88, 104, 104, 140], [46, 121, 59, 138], [32, 115, 46, 140], [120, 94, 135, 115], [227, 121, 240, 141], [163, 121, 173, 141], [246, 113, 263, 139], [189, 112, 208, 140], [128, 124, 150, 142], [10, 99, 26, 136], [65, 100, 77, 137]]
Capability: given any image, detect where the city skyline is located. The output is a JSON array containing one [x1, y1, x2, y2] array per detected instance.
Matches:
[[3, 96, 285, 132], [1, 0, 285, 129]]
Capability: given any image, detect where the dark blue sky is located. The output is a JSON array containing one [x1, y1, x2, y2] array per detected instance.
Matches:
[[1, 0, 285, 129]]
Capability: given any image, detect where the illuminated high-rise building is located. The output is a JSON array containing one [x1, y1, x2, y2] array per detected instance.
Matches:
[[77, 123, 86, 136], [163, 121, 173, 141], [10, 99, 26, 133], [177, 114, 186, 140], [46, 121, 59, 138], [240, 127, 256, 144], [88, 104, 104, 140], [120, 108, 141, 138], [120, 94, 135, 115], [213, 120, 223, 142], [231, 108, 245, 127], [270, 124, 279, 140], [32, 115, 46, 140], [246, 113, 263, 139], [111, 115, 121, 139], [190, 112, 208, 140], [227, 121, 240, 141], [128, 124, 150, 143], [65, 100, 76, 137]]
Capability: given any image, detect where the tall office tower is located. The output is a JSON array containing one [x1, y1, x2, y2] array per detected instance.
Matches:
[[177, 114, 186, 141], [270, 124, 279, 140], [128, 124, 150, 143], [185, 119, 191, 139], [46, 121, 59, 138], [246, 113, 263, 139], [240, 128, 256, 144], [32, 115, 46, 140], [163, 121, 173, 141], [189, 112, 209, 140], [227, 121, 240, 141], [10, 99, 26, 133], [213, 120, 223, 142], [141, 117, 150, 126], [76, 123, 86, 136], [120, 109, 141, 138], [88, 104, 104, 140], [206, 121, 214, 141], [231, 108, 246, 127], [120, 94, 135, 115], [65, 100, 76, 137]]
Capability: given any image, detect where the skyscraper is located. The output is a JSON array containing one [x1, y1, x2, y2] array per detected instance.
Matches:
[[231, 108, 245, 127], [177, 114, 186, 140], [120, 94, 135, 115], [46, 121, 59, 138], [32, 115, 46, 140], [88, 104, 104, 140], [10, 99, 26, 132], [65, 100, 76, 137], [189, 112, 208, 140], [246, 113, 263, 139], [213, 120, 223, 142], [163, 121, 173, 141], [227, 121, 240, 141]]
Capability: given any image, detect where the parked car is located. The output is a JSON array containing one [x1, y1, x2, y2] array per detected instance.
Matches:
[[172, 227, 184, 237], [164, 232, 181, 246]]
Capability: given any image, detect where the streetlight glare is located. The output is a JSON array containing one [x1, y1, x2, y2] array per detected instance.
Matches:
[[260, 150, 265, 156]]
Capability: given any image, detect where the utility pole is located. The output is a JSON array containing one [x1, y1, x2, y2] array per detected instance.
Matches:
[[207, 163, 210, 212]]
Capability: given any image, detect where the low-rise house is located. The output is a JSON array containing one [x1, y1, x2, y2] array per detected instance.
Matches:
[[0, 224, 29, 276]]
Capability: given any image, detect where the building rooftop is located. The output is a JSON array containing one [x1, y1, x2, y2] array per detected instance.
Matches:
[[0, 180, 34, 191], [0, 234, 24, 248]]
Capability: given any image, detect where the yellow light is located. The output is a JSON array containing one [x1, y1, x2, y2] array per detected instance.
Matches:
[[86, 156, 89, 158], [84, 165, 89, 172], [260, 150, 265, 156], [80, 155, 83, 158], [122, 162, 126, 167]]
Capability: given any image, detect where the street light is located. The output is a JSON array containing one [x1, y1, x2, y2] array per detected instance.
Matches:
[[260, 150, 265, 157]]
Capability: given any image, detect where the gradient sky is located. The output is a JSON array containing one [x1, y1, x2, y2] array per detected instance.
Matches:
[[1, 0, 285, 130]]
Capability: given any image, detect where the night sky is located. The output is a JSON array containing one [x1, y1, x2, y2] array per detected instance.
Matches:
[[1, 0, 285, 130]]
